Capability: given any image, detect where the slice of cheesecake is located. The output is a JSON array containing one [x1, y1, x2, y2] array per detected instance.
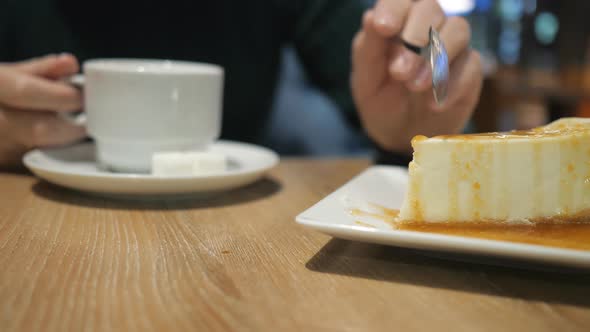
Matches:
[[398, 117, 590, 224]]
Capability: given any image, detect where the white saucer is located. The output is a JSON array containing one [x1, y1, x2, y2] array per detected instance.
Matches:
[[23, 141, 279, 197], [296, 166, 590, 269]]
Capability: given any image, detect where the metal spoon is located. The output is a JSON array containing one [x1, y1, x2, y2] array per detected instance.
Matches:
[[401, 26, 449, 105]]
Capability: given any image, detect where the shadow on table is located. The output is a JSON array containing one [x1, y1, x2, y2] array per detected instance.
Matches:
[[0, 166, 30, 175], [31, 177, 282, 210], [306, 239, 590, 307]]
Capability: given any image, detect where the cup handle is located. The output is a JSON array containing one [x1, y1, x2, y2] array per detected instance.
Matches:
[[60, 74, 87, 126], [67, 74, 85, 88]]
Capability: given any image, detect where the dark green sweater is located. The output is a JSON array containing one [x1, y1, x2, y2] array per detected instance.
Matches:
[[0, 0, 365, 146]]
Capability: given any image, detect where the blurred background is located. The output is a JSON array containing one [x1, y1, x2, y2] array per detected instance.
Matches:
[[264, 0, 590, 156]]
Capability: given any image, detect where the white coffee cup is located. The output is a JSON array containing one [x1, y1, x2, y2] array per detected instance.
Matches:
[[78, 59, 223, 173]]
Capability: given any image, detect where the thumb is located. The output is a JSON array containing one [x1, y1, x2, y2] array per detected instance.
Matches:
[[12, 53, 80, 79]]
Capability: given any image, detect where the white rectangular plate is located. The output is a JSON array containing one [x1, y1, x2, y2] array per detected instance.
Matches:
[[296, 166, 590, 269]]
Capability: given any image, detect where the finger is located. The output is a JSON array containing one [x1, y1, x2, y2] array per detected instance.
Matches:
[[389, 44, 422, 81], [401, 0, 446, 47], [0, 68, 82, 112], [30, 114, 87, 148], [352, 10, 390, 102], [438, 16, 472, 63], [396, 0, 447, 89], [406, 62, 432, 92], [12, 53, 80, 79], [431, 50, 483, 113], [0, 109, 86, 148], [354, 10, 422, 94], [373, 0, 412, 37], [405, 16, 472, 93]]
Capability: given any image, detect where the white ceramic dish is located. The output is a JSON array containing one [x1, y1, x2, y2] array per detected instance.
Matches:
[[296, 166, 590, 269], [23, 141, 278, 197]]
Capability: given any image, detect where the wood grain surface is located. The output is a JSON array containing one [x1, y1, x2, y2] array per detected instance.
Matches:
[[1, 159, 589, 331]]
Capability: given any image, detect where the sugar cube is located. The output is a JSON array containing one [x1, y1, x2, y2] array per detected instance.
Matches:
[[151, 151, 227, 176]]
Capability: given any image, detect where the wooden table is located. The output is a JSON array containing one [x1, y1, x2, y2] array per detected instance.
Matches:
[[1, 159, 589, 331]]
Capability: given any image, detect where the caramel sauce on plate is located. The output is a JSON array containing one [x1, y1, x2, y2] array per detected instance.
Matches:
[[350, 205, 590, 251], [398, 222, 590, 251]]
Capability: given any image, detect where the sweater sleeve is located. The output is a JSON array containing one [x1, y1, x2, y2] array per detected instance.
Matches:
[[288, 0, 368, 127], [0, 1, 15, 61]]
